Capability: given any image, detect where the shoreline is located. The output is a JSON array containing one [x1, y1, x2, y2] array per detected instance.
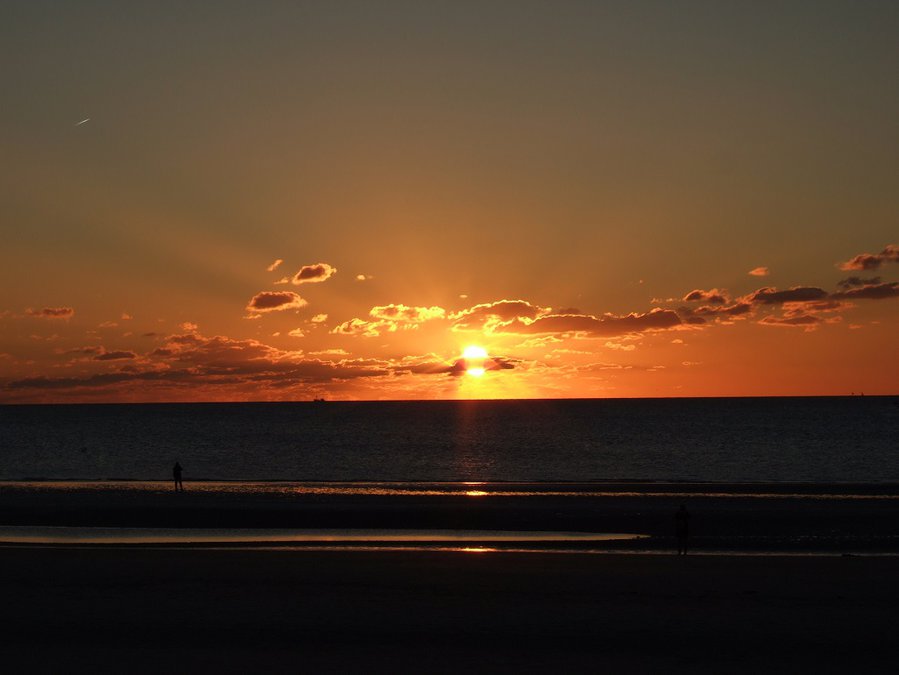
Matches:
[[3, 542, 899, 557], [2, 481, 898, 554], [4, 478, 899, 492]]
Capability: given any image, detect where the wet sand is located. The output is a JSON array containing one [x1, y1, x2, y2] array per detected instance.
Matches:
[[2, 481, 898, 553], [1, 547, 897, 673]]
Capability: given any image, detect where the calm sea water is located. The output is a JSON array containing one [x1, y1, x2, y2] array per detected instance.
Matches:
[[0, 398, 896, 483]]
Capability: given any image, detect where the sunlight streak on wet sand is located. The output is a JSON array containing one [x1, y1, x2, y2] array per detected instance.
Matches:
[[0, 526, 647, 546]]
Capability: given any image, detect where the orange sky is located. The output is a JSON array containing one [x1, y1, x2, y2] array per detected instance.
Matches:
[[1, 3, 897, 402]]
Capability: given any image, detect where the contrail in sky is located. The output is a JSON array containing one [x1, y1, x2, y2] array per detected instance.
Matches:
[[75, 118, 91, 126]]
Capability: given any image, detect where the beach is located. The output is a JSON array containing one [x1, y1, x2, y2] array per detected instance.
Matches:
[[2, 547, 897, 673], [1, 482, 898, 672], [2, 481, 898, 553]]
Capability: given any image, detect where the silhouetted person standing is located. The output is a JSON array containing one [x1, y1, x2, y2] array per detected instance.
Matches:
[[675, 504, 690, 555], [173, 462, 184, 492]]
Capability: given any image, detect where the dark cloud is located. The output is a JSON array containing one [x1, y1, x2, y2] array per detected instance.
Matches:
[[94, 350, 137, 361], [155, 332, 284, 370], [668, 251, 897, 330], [8, 372, 172, 390], [61, 346, 138, 362], [26, 307, 75, 319], [291, 263, 337, 285], [495, 309, 682, 337], [246, 291, 307, 314], [831, 281, 899, 301], [838, 244, 899, 271], [683, 289, 728, 304], [744, 286, 828, 305], [836, 276, 881, 290], [678, 302, 753, 324], [64, 346, 103, 356], [8, 332, 391, 394], [401, 355, 518, 377], [444, 356, 517, 377]]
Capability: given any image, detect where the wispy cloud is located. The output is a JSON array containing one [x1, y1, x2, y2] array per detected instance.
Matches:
[[831, 281, 899, 300], [26, 307, 75, 319], [450, 299, 549, 331], [682, 289, 728, 304], [309, 348, 349, 357], [758, 314, 822, 329], [332, 304, 446, 337], [837, 276, 881, 289], [838, 244, 899, 271], [331, 318, 389, 337], [370, 304, 445, 323]]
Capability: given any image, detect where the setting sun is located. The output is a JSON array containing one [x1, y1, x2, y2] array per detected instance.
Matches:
[[462, 346, 488, 359], [462, 346, 488, 377]]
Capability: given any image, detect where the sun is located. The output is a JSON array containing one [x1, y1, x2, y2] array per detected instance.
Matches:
[[463, 345, 488, 359], [462, 345, 488, 377]]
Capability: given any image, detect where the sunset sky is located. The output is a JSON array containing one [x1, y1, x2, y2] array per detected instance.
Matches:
[[1, 2, 897, 402]]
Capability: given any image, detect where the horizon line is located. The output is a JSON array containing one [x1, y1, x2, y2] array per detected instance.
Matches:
[[2, 393, 897, 406]]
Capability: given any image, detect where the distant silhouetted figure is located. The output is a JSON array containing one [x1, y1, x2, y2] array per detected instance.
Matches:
[[173, 462, 184, 492], [675, 504, 690, 555]]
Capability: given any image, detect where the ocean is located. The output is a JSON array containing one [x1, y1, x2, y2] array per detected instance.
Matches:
[[0, 397, 896, 483]]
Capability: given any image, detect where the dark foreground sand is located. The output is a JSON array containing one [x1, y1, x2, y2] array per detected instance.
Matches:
[[1, 547, 897, 674], [2, 483, 897, 672]]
